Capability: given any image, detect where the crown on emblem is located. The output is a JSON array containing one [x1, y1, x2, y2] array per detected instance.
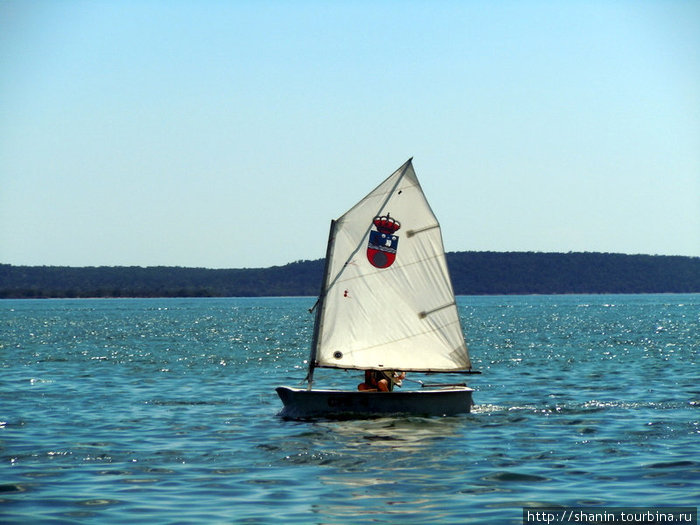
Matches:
[[373, 214, 401, 235]]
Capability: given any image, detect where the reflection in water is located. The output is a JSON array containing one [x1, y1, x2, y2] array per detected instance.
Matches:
[[273, 417, 469, 521]]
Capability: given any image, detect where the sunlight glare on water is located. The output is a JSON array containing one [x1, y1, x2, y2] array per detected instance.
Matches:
[[1, 295, 698, 523]]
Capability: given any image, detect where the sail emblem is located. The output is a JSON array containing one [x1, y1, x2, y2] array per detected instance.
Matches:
[[366, 214, 401, 269]]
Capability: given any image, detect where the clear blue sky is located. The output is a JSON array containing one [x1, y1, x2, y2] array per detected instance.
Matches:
[[1, 0, 698, 269]]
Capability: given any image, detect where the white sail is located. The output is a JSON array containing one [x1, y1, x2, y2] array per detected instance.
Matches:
[[312, 159, 471, 372]]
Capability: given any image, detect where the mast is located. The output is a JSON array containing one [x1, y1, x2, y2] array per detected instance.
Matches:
[[305, 219, 337, 389]]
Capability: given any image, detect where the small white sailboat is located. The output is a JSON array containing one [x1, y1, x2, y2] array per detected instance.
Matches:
[[276, 159, 478, 419]]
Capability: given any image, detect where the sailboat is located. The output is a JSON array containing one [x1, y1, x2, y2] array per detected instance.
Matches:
[[276, 158, 478, 419]]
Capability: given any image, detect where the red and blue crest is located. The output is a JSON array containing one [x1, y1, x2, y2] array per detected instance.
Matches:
[[367, 214, 401, 269]]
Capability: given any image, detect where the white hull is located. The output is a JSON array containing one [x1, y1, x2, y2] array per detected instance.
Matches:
[[276, 385, 474, 419]]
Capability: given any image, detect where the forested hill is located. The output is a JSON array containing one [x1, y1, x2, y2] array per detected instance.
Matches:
[[1, 252, 698, 299]]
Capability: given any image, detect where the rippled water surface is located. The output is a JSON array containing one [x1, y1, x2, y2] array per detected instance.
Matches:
[[1, 295, 698, 523]]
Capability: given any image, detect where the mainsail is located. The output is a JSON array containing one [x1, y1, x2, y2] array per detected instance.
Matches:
[[309, 159, 471, 376]]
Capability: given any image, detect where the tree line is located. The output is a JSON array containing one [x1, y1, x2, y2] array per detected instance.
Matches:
[[1, 252, 698, 299]]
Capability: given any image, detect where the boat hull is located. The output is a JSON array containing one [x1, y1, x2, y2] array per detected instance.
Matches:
[[275, 386, 474, 419]]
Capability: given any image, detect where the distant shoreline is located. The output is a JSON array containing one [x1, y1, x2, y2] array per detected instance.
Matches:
[[2, 293, 698, 302], [2, 251, 699, 299]]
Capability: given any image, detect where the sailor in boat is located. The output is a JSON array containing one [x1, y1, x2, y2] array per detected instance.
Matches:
[[357, 370, 406, 392]]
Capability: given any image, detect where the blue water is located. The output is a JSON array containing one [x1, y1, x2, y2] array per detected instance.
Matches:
[[1, 295, 698, 523]]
